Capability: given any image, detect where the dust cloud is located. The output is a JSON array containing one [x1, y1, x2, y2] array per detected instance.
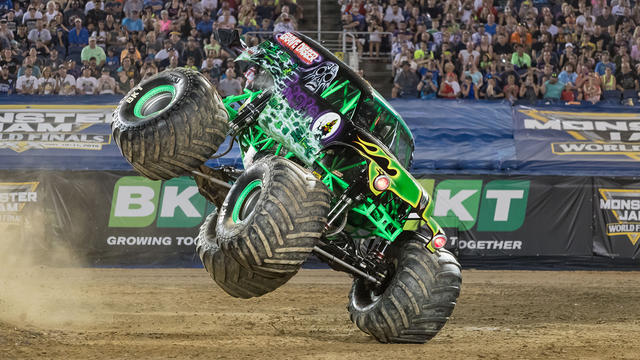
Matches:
[[0, 212, 109, 330]]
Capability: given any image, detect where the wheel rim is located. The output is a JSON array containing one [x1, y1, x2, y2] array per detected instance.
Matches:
[[133, 84, 176, 119], [353, 258, 396, 311], [232, 179, 262, 223]]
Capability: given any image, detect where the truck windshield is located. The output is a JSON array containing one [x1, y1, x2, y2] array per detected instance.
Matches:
[[359, 97, 413, 168]]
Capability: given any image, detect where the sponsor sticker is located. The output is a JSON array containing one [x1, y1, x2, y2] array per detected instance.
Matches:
[[277, 32, 319, 65], [311, 111, 342, 142]]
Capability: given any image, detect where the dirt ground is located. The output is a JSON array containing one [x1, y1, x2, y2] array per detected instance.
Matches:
[[1, 268, 640, 360]]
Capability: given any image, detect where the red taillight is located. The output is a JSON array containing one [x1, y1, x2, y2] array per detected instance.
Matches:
[[373, 175, 390, 191], [432, 235, 447, 249]]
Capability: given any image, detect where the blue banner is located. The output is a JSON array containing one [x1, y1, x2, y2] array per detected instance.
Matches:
[[513, 105, 640, 175], [1, 96, 640, 177]]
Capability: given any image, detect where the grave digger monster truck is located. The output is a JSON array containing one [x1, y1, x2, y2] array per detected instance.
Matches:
[[111, 31, 461, 344]]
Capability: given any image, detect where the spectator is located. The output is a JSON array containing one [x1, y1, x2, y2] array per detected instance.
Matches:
[[16, 65, 38, 94], [273, 11, 295, 33], [81, 36, 106, 66], [115, 67, 133, 94], [37, 66, 57, 94], [503, 74, 519, 102], [217, 68, 242, 97], [596, 6, 616, 28], [617, 61, 639, 101], [155, 39, 179, 67], [601, 66, 617, 91], [139, 59, 158, 80], [217, 8, 237, 30], [118, 56, 139, 82], [542, 72, 564, 100], [417, 72, 438, 99], [463, 61, 483, 88], [75, 66, 98, 94], [561, 83, 576, 101], [461, 74, 479, 100], [595, 51, 615, 76], [480, 74, 503, 100], [87, 2, 107, 31], [22, 5, 43, 30], [0, 18, 12, 47], [0, 48, 17, 75], [122, 9, 143, 32], [182, 36, 204, 66], [383, 3, 404, 26], [582, 74, 602, 104], [196, 11, 214, 37], [519, 74, 539, 102], [511, 43, 531, 70], [123, 0, 143, 18], [438, 71, 460, 99], [68, 18, 89, 49], [28, 18, 51, 46], [120, 42, 142, 64], [0, 66, 14, 94], [54, 65, 76, 94], [392, 61, 419, 98], [559, 63, 578, 88], [64, 1, 85, 26], [368, 20, 383, 57], [0, 0, 12, 17], [145, 0, 164, 16]]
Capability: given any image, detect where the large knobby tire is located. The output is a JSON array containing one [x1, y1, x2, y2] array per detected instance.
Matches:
[[196, 211, 293, 299], [111, 68, 228, 180], [217, 156, 330, 278], [348, 240, 462, 343]]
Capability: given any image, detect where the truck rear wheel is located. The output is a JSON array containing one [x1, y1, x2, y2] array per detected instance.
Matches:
[[348, 239, 462, 343], [111, 68, 228, 180]]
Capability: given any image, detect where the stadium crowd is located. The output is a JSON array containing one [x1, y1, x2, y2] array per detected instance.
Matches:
[[340, 0, 640, 103], [0, 0, 302, 95]]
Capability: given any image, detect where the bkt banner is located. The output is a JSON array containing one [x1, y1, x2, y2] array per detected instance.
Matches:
[[410, 175, 592, 257], [0, 171, 607, 266]]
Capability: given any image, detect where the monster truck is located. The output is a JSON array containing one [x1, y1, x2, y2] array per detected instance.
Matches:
[[111, 31, 461, 344]]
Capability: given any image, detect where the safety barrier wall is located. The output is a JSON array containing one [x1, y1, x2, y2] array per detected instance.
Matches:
[[1, 97, 639, 267]]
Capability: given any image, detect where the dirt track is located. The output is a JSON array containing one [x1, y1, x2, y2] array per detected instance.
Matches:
[[1, 268, 640, 359]]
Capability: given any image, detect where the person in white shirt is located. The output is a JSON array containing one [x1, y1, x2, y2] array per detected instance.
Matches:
[[44, 1, 59, 23], [154, 39, 179, 63], [200, 0, 218, 13], [97, 68, 116, 94], [22, 6, 43, 25], [75, 66, 98, 94], [37, 66, 57, 94], [612, 0, 630, 16], [383, 4, 404, 25], [16, 65, 39, 94], [55, 66, 76, 94], [28, 19, 52, 45]]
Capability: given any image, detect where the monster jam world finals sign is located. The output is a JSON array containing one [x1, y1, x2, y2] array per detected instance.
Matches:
[[0, 182, 39, 224], [0, 105, 114, 153], [599, 189, 640, 246], [518, 108, 640, 160]]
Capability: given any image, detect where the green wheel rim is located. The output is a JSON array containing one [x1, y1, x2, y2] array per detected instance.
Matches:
[[232, 179, 262, 223], [133, 85, 176, 119]]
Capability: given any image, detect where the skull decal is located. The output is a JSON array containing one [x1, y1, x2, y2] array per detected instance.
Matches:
[[301, 62, 339, 94]]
